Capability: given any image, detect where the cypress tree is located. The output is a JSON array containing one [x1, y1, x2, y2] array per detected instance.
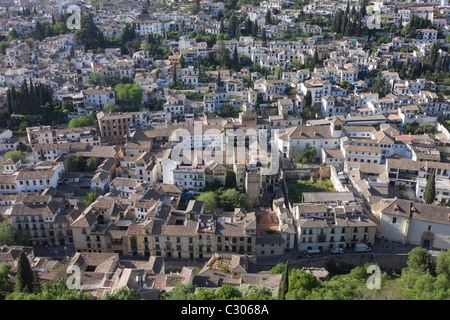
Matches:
[[361, 0, 367, 17], [232, 45, 239, 70], [216, 72, 222, 89], [15, 251, 34, 293], [423, 169, 436, 204], [6, 88, 12, 114], [278, 261, 289, 300], [172, 64, 177, 85], [341, 14, 348, 35], [313, 48, 319, 66], [219, 19, 225, 35], [235, 24, 241, 40], [265, 9, 272, 25], [32, 271, 42, 294], [244, 17, 252, 36], [252, 19, 258, 38], [10, 85, 17, 114]]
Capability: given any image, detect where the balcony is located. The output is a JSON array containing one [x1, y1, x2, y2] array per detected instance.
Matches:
[[397, 173, 417, 181]]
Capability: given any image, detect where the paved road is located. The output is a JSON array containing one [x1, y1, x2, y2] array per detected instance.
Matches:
[[255, 239, 433, 266], [33, 244, 76, 259], [31, 240, 442, 267]]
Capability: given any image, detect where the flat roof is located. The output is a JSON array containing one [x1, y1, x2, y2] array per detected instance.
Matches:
[[302, 192, 355, 203]]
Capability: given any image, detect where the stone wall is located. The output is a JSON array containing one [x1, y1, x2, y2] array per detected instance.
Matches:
[[258, 254, 412, 275]]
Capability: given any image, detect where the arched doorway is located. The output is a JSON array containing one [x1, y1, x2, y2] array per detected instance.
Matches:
[[420, 231, 434, 249]]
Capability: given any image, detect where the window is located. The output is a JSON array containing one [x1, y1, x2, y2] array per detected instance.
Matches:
[[392, 217, 397, 224]]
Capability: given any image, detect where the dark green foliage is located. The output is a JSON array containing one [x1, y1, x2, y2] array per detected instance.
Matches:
[[6, 81, 53, 115], [265, 9, 272, 25], [218, 103, 238, 117], [86, 157, 103, 172], [15, 251, 34, 293], [216, 284, 242, 300], [80, 191, 98, 206], [63, 154, 86, 172], [225, 170, 236, 188], [5, 279, 95, 300], [423, 169, 436, 205], [74, 13, 105, 51], [0, 221, 28, 246], [196, 187, 251, 213], [269, 263, 286, 275], [32, 271, 42, 295], [100, 288, 140, 300], [0, 264, 13, 299], [162, 282, 197, 300], [278, 261, 289, 300], [67, 114, 96, 128], [232, 45, 240, 71]]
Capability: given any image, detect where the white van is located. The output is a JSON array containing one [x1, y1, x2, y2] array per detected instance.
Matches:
[[330, 247, 344, 254], [354, 243, 371, 253]]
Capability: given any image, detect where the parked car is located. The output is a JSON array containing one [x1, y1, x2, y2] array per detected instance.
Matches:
[[330, 247, 344, 254], [306, 249, 324, 258]]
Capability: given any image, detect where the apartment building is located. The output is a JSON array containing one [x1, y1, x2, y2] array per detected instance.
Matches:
[[97, 111, 132, 145], [82, 88, 115, 108], [9, 191, 82, 246], [294, 204, 377, 252]]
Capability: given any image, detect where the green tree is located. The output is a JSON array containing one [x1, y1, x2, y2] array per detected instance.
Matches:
[[3, 150, 26, 164], [436, 250, 450, 282], [225, 170, 236, 188], [67, 114, 96, 128], [288, 268, 320, 292], [191, 0, 200, 15], [407, 247, 434, 274], [278, 261, 289, 300], [80, 191, 98, 206], [15, 251, 34, 293], [128, 85, 143, 104], [265, 9, 272, 25], [196, 191, 218, 212], [216, 284, 242, 300], [63, 154, 85, 172], [8, 28, 19, 40], [115, 83, 143, 105], [218, 103, 238, 117], [86, 157, 103, 172], [103, 103, 120, 113], [189, 288, 216, 300], [269, 263, 286, 275], [313, 48, 319, 66], [32, 271, 41, 294], [219, 19, 225, 35], [0, 222, 28, 246], [162, 282, 196, 300], [232, 45, 240, 70], [0, 264, 13, 299], [216, 40, 230, 67], [423, 169, 436, 204], [101, 288, 140, 300]]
